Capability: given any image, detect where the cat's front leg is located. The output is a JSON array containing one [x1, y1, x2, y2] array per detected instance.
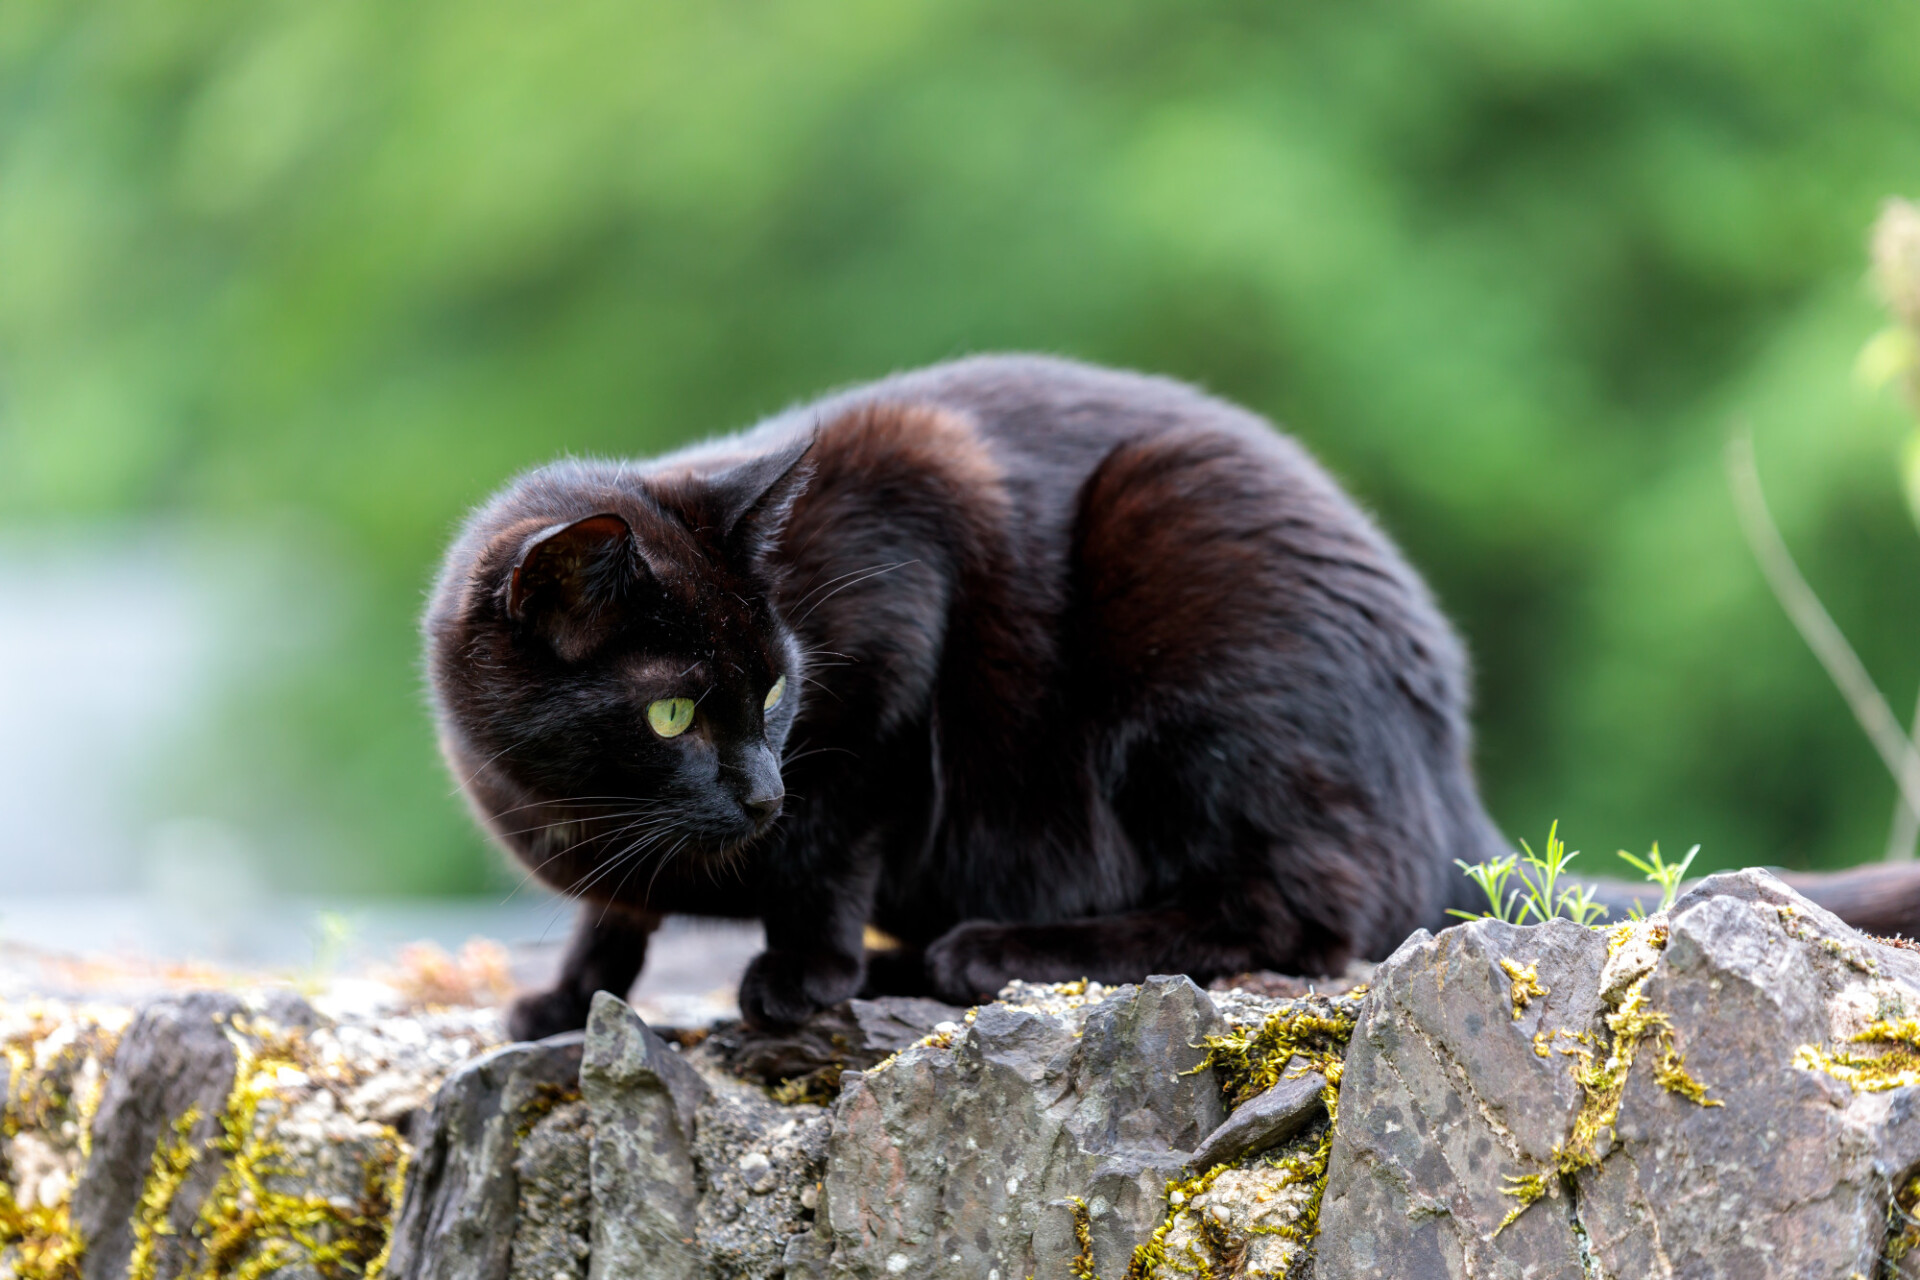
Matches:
[[508, 904, 661, 1040], [739, 864, 877, 1029], [737, 947, 865, 1029]]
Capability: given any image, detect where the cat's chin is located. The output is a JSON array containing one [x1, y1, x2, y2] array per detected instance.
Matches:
[[550, 824, 769, 894]]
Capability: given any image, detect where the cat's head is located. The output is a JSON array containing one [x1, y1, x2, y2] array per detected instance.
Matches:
[[425, 439, 813, 901]]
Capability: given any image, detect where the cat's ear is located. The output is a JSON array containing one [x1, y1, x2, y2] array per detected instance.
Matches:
[[506, 512, 642, 660], [712, 436, 816, 566]]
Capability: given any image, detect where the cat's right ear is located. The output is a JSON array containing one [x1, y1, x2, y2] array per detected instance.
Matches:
[[505, 513, 642, 660]]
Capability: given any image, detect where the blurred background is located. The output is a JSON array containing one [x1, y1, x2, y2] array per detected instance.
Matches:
[[3, 0, 1920, 965]]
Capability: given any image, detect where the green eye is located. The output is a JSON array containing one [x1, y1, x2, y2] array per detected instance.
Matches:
[[647, 698, 695, 738], [763, 675, 788, 712]]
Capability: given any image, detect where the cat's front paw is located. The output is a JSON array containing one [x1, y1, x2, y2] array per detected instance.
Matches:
[[507, 985, 590, 1042], [738, 949, 862, 1030], [925, 921, 1020, 1005]]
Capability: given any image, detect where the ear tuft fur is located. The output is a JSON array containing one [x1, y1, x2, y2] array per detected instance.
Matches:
[[507, 512, 640, 660], [715, 436, 816, 569]]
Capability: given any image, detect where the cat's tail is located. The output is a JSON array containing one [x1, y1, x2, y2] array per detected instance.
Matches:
[[1574, 863, 1920, 938]]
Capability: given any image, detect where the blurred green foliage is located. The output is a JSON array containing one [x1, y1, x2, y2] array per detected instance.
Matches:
[[4, 0, 1920, 892]]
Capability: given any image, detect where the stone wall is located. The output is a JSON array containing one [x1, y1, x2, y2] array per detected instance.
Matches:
[[8, 869, 1920, 1278]]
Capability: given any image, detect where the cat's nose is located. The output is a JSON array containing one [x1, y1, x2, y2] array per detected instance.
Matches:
[[737, 743, 783, 824]]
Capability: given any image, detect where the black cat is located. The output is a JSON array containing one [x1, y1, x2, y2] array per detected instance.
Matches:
[[425, 355, 1920, 1038]]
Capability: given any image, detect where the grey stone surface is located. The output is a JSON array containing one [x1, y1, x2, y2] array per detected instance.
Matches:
[[822, 974, 1229, 1280], [582, 990, 711, 1280], [48, 879, 1920, 1279], [74, 990, 248, 1280], [691, 1080, 830, 1278], [1575, 870, 1920, 1280], [508, 1100, 594, 1280], [59, 990, 496, 1280], [386, 1032, 585, 1280], [1317, 917, 1612, 1279], [1318, 870, 1920, 1280], [1187, 1067, 1328, 1170], [781, 1222, 835, 1280], [714, 995, 967, 1087]]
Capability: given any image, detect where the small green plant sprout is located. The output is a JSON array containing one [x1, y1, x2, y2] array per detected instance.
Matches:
[[1554, 882, 1609, 927], [1452, 822, 1610, 926], [1512, 821, 1577, 924], [302, 910, 358, 992], [1615, 842, 1699, 918], [1449, 853, 1524, 923]]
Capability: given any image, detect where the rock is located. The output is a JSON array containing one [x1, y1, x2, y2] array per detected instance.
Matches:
[[1576, 870, 1920, 1279], [1317, 870, 1920, 1280], [822, 974, 1228, 1280], [690, 1076, 830, 1278], [581, 990, 711, 1280], [74, 991, 247, 1280], [1187, 1068, 1328, 1170], [1211, 958, 1377, 1001], [711, 995, 967, 1091], [384, 1033, 585, 1280], [781, 1222, 834, 1280], [1148, 1131, 1329, 1277], [508, 1100, 594, 1280], [53, 989, 499, 1280], [1316, 916, 1610, 1279], [35, 880, 1920, 1279]]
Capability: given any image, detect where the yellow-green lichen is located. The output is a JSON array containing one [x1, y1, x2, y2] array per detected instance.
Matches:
[[129, 1107, 204, 1280], [1651, 1038, 1724, 1108], [1188, 1003, 1356, 1107], [1882, 1170, 1920, 1275], [860, 1013, 983, 1082], [1124, 1162, 1232, 1280], [1067, 1196, 1098, 1280], [124, 1018, 409, 1280], [0, 1186, 85, 1280], [1125, 1122, 1335, 1279], [361, 1143, 409, 1280], [0, 1003, 119, 1279], [513, 1081, 582, 1139], [1123, 1003, 1355, 1278], [1499, 959, 1548, 1021], [1797, 1018, 1920, 1093], [193, 1027, 402, 1279], [770, 1066, 843, 1107], [1553, 960, 1719, 1170], [1494, 1171, 1550, 1236], [1553, 991, 1656, 1171]]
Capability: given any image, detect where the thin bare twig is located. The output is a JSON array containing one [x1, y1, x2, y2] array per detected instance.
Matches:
[[1888, 683, 1920, 861], [1726, 429, 1920, 859]]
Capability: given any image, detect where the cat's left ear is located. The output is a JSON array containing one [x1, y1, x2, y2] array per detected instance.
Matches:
[[712, 436, 816, 566]]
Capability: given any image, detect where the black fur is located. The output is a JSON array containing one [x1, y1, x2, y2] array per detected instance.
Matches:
[[427, 355, 1506, 1035]]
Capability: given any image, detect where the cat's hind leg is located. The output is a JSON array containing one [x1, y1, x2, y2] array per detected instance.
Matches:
[[921, 884, 1346, 1006], [859, 944, 935, 998]]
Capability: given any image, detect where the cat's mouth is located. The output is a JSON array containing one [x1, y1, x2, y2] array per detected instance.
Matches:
[[518, 798, 776, 895]]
